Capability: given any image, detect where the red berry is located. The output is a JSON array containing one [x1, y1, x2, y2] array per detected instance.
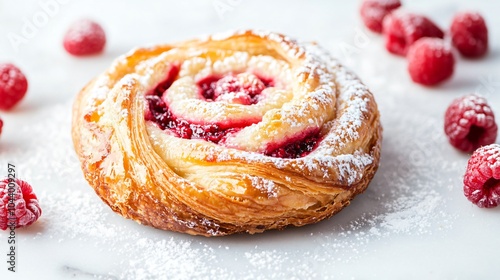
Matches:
[[0, 178, 42, 230], [407, 38, 455, 86], [444, 95, 497, 153], [0, 63, 28, 110], [360, 0, 402, 33], [383, 11, 444, 56], [464, 144, 500, 208], [451, 12, 488, 58], [63, 19, 106, 56]]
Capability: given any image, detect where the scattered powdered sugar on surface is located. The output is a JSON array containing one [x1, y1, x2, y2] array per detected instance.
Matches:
[[380, 189, 443, 233], [354, 103, 462, 236], [34, 190, 232, 279], [243, 250, 318, 280], [39, 190, 118, 241], [1, 102, 80, 182]]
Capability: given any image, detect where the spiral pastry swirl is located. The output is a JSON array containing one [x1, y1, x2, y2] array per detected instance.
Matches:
[[72, 30, 382, 236]]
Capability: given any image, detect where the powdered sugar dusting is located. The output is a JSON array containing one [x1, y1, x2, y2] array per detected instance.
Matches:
[[380, 190, 443, 233], [302, 43, 370, 144], [314, 151, 374, 184], [2, 102, 80, 182], [131, 30, 377, 186], [248, 175, 278, 197]]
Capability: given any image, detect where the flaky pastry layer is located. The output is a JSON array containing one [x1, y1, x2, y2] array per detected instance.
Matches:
[[72, 30, 382, 236]]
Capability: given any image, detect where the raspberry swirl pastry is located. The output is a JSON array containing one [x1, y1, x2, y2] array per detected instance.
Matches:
[[72, 30, 382, 236]]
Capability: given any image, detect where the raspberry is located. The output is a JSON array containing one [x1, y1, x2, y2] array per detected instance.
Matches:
[[0, 63, 28, 110], [63, 19, 106, 56], [360, 0, 402, 33], [464, 144, 500, 208], [383, 11, 444, 56], [444, 95, 497, 153], [450, 12, 488, 58], [0, 178, 42, 230], [407, 38, 455, 86]]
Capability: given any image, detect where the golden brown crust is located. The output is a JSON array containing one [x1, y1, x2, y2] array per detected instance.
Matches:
[[72, 30, 382, 236]]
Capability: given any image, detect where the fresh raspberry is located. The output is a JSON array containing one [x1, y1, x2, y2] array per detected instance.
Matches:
[[407, 38, 455, 86], [464, 144, 500, 208], [451, 12, 488, 58], [444, 95, 497, 153], [360, 0, 402, 33], [63, 19, 106, 56], [0, 63, 28, 110], [383, 11, 444, 56], [0, 178, 42, 230]]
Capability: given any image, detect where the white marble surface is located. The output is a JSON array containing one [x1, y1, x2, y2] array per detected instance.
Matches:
[[1, 0, 500, 279]]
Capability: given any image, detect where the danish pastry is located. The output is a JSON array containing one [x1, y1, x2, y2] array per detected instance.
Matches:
[[72, 30, 382, 236]]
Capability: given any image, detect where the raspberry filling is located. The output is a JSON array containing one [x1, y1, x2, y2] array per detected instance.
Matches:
[[198, 73, 273, 105], [145, 95, 245, 143], [145, 71, 320, 158], [153, 65, 181, 96], [264, 131, 321, 159]]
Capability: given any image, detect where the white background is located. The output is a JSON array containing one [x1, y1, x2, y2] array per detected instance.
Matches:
[[1, 0, 500, 279]]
